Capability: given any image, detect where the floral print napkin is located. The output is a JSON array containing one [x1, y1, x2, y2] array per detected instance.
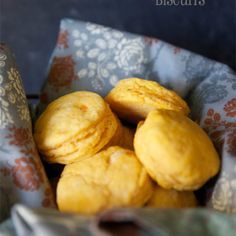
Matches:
[[38, 18, 236, 213], [0, 44, 55, 222], [190, 65, 236, 213]]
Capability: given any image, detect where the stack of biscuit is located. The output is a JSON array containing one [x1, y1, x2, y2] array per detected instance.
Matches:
[[34, 78, 220, 214], [34, 91, 133, 164]]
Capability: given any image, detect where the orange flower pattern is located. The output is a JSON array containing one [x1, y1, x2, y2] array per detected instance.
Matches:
[[57, 30, 69, 49], [204, 101, 236, 156], [1, 125, 55, 207], [47, 56, 78, 88], [4, 125, 52, 193], [224, 98, 236, 118], [5, 126, 45, 191], [7, 126, 31, 146], [12, 157, 43, 191]]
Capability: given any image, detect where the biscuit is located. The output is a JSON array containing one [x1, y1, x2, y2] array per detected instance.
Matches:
[[34, 91, 118, 164], [104, 117, 134, 150], [57, 146, 153, 214], [105, 78, 190, 123], [146, 185, 197, 208], [134, 110, 220, 191], [121, 126, 135, 150]]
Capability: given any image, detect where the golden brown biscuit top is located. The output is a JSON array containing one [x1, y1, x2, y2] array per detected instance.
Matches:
[[62, 146, 142, 180], [138, 109, 220, 174], [106, 78, 190, 115], [61, 146, 150, 199], [34, 91, 108, 150], [57, 146, 153, 214], [134, 109, 220, 190]]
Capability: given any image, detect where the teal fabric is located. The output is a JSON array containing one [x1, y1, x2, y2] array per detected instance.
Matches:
[[2, 205, 236, 236], [0, 44, 55, 224], [0, 219, 16, 236], [112, 208, 236, 236]]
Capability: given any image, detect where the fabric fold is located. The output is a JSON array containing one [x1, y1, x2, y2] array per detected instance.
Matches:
[[10, 204, 236, 236], [0, 43, 55, 223]]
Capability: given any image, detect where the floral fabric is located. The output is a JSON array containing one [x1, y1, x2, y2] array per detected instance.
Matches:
[[39, 19, 236, 213], [39, 19, 225, 108], [0, 44, 55, 222], [190, 66, 236, 213]]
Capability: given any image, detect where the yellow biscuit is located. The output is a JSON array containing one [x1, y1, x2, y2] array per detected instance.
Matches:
[[105, 78, 190, 123], [121, 126, 135, 150], [57, 146, 153, 214], [134, 110, 220, 191], [34, 91, 118, 164], [146, 185, 197, 208], [40, 110, 117, 163], [104, 117, 134, 150]]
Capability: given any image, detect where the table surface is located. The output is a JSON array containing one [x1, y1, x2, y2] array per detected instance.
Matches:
[[1, 0, 236, 94]]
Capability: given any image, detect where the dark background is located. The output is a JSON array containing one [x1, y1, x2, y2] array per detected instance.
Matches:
[[1, 0, 236, 94]]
